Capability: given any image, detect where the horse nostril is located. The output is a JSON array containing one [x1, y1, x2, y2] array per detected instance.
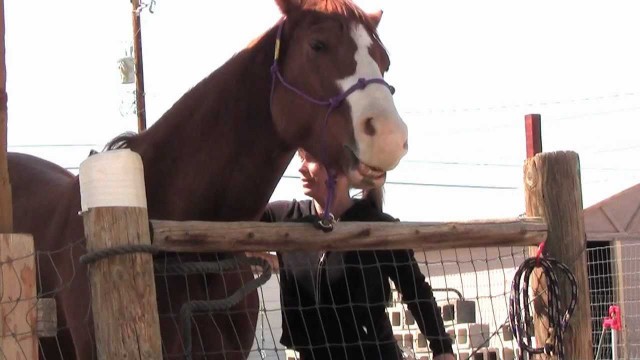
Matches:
[[403, 140, 408, 150], [364, 117, 376, 136]]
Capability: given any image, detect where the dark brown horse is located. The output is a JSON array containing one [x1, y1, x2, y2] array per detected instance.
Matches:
[[8, 0, 407, 358]]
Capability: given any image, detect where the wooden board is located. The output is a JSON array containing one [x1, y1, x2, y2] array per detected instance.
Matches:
[[0, 234, 37, 360], [151, 217, 547, 252]]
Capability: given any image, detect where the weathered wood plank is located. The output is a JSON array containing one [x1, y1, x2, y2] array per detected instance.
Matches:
[[151, 217, 547, 252], [0, 234, 37, 360]]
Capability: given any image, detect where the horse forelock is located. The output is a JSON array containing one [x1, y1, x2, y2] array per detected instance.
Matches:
[[301, 0, 388, 62], [305, 0, 377, 33], [305, 0, 363, 18]]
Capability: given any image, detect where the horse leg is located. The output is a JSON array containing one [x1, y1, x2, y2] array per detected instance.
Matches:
[[37, 242, 92, 360], [36, 264, 95, 360], [156, 271, 196, 359], [64, 302, 96, 360], [60, 259, 97, 359], [157, 266, 259, 359], [195, 265, 259, 360]]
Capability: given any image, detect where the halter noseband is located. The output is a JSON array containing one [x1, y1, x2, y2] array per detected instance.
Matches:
[[269, 17, 395, 230]]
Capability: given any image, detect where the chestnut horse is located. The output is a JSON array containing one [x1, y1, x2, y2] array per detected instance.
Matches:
[[8, 0, 407, 358]]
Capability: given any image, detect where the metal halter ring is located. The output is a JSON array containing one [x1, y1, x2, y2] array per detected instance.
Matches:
[[316, 213, 336, 233]]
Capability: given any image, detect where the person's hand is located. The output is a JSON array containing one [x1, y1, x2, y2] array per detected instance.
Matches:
[[433, 354, 456, 360]]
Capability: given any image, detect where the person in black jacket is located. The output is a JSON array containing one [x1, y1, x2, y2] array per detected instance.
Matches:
[[262, 149, 455, 360]]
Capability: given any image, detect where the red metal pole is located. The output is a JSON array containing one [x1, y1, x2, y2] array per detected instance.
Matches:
[[525, 113, 542, 159]]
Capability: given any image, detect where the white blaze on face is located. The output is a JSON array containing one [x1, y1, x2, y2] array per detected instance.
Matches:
[[336, 23, 408, 171]]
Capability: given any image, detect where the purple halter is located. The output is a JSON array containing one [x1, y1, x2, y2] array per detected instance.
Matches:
[[269, 17, 395, 230]]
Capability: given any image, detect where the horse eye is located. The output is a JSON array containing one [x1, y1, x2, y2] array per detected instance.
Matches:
[[310, 40, 327, 52]]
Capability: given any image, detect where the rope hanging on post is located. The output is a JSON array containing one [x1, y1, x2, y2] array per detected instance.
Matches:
[[509, 243, 578, 360]]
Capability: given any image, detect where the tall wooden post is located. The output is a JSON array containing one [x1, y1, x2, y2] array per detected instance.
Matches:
[[0, 0, 12, 233], [79, 149, 162, 359], [0, 4, 39, 358], [524, 151, 593, 359], [132, 0, 147, 133]]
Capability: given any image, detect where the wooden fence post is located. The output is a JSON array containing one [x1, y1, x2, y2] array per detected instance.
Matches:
[[524, 150, 593, 359], [0, 0, 12, 233], [79, 149, 162, 359], [0, 234, 37, 360]]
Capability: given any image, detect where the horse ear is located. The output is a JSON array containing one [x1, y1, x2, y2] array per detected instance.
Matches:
[[368, 9, 383, 28], [275, 0, 304, 16]]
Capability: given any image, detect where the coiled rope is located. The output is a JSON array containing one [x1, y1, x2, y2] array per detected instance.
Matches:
[[508, 248, 578, 360]]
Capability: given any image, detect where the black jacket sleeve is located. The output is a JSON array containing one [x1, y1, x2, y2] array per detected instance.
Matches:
[[381, 250, 454, 355], [348, 199, 453, 355], [260, 200, 297, 223]]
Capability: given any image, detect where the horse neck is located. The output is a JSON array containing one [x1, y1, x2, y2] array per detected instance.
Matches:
[[131, 27, 295, 221]]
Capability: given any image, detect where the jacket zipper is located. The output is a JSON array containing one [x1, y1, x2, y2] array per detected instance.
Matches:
[[315, 251, 327, 303]]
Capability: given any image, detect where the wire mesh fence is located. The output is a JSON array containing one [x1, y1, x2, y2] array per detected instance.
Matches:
[[250, 246, 533, 360], [589, 241, 640, 360], [3, 237, 639, 360], [2, 241, 533, 360]]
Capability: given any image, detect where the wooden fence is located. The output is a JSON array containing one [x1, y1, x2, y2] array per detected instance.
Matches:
[[73, 149, 592, 359], [0, 87, 593, 359]]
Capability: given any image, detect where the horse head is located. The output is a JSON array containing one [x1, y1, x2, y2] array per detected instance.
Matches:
[[270, 0, 408, 189]]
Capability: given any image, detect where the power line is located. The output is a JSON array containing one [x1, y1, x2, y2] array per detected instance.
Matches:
[[61, 169, 521, 190], [546, 106, 640, 123], [399, 160, 640, 172], [413, 105, 640, 137], [585, 144, 640, 155], [405, 91, 640, 114], [280, 175, 518, 190]]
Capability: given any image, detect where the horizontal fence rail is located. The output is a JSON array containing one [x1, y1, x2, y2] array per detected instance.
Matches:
[[150, 217, 547, 252]]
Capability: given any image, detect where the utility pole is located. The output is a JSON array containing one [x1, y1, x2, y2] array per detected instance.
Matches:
[[131, 0, 147, 133]]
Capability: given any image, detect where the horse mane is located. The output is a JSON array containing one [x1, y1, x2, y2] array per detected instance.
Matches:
[[101, 0, 386, 158], [102, 16, 285, 156], [103, 131, 137, 150]]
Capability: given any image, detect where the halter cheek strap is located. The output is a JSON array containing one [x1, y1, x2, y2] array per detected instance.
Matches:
[[269, 17, 395, 228]]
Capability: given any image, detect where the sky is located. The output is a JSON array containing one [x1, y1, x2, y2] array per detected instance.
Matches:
[[4, 0, 640, 222]]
